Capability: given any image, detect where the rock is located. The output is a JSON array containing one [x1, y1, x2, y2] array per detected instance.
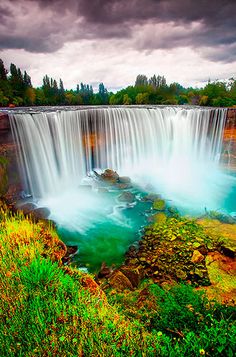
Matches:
[[153, 199, 166, 211], [62, 245, 79, 265], [118, 176, 131, 184], [97, 187, 109, 193], [120, 266, 142, 288], [176, 270, 187, 280], [117, 191, 135, 203], [143, 193, 161, 202], [97, 262, 112, 278], [205, 252, 236, 301], [20, 202, 37, 214], [108, 270, 133, 291], [194, 268, 204, 278], [101, 169, 119, 183], [81, 276, 107, 302], [115, 183, 132, 190], [197, 218, 236, 258], [148, 212, 167, 224], [125, 245, 137, 259], [31, 207, 50, 220], [168, 206, 179, 215], [198, 245, 208, 256], [0, 156, 8, 196], [220, 242, 236, 258], [191, 250, 205, 264]]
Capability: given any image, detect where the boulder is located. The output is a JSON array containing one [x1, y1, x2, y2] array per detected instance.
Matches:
[[148, 212, 167, 224], [97, 262, 112, 278], [143, 193, 161, 202], [101, 169, 119, 183], [31, 207, 50, 220], [108, 270, 133, 291], [120, 266, 142, 287], [20, 202, 37, 214], [191, 250, 205, 264], [220, 242, 236, 258], [118, 176, 131, 184], [153, 198, 166, 211], [115, 183, 132, 190], [118, 191, 135, 203]]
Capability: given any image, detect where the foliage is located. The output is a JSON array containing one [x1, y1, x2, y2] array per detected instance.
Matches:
[[0, 58, 236, 107], [108, 282, 236, 356], [0, 210, 236, 356]]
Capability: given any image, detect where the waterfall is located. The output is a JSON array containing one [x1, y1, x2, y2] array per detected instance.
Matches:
[[10, 106, 230, 213]]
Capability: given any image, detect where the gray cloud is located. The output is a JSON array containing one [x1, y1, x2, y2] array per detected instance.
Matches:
[[0, 0, 236, 62]]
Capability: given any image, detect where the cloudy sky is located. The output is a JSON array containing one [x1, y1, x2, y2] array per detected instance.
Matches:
[[0, 0, 236, 91]]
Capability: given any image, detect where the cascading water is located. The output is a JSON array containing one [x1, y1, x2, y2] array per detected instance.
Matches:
[[10, 106, 236, 269], [10, 107, 231, 208]]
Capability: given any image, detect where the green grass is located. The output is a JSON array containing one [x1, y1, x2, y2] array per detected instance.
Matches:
[[0, 210, 236, 356]]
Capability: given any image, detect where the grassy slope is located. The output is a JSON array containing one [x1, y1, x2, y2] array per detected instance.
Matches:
[[0, 211, 236, 357]]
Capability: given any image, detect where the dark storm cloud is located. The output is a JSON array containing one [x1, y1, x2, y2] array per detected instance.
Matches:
[[0, 0, 236, 62]]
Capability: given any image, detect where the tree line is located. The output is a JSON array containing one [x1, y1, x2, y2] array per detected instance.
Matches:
[[0, 59, 109, 106], [0, 58, 236, 107]]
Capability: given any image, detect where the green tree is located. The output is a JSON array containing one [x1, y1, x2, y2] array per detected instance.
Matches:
[[135, 74, 148, 87], [136, 92, 149, 104], [123, 94, 132, 105]]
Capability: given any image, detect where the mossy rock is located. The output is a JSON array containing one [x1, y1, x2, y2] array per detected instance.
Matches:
[[153, 199, 166, 211], [125, 217, 211, 286], [149, 212, 167, 224]]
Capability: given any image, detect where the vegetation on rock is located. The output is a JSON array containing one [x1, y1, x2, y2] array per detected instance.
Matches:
[[1, 208, 236, 356]]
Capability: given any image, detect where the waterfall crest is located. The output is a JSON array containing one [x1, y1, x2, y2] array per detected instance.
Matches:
[[10, 107, 229, 210]]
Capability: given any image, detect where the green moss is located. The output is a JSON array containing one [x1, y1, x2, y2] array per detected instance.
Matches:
[[153, 199, 166, 211]]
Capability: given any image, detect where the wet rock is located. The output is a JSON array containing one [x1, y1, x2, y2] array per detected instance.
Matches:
[[108, 270, 133, 291], [143, 193, 161, 202], [153, 198, 166, 211], [97, 262, 112, 278], [97, 187, 109, 193], [31, 207, 50, 220], [20, 202, 37, 214], [62, 245, 79, 265], [117, 191, 135, 203], [125, 245, 137, 259], [191, 250, 205, 264], [118, 176, 131, 184], [148, 212, 167, 224], [101, 169, 119, 183], [168, 206, 179, 215], [115, 183, 132, 190]]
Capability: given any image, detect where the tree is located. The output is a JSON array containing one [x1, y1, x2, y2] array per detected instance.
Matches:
[[136, 92, 149, 104], [0, 59, 7, 81], [98, 82, 108, 104], [135, 74, 148, 87], [123, 94, 132, 105]]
